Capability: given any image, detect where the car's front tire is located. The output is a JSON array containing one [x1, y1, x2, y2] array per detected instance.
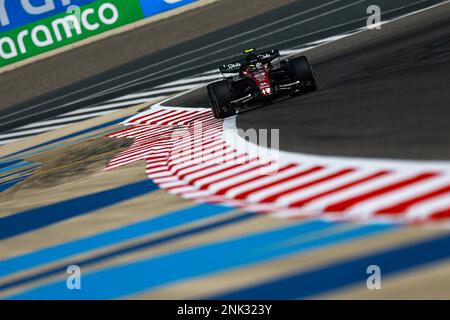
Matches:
[[207, 80, 236, 119], [289, 56, 317, 94]]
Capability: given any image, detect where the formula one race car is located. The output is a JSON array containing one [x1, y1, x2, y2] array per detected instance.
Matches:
[[207, 48, 317, 119]]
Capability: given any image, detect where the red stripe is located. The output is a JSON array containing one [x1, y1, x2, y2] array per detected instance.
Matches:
[[158, 111, 189, 126], [171, 111, 205, 124], [137, 110, 177, 124], [114, 140, 171, 157], [215, 164, 298, 196], [199, 162, 270, 191], [289, 170, 390, 207], [178, 154, 248, 180], [110, 119, 173, 139], [160, 111, 196, 125], [179, 112, 214, 126], [111, 156, 167, 166], [325, 172, 438, 212], [107, 127, 145, 138], [131, 127, 170, 138], [111, 150, 168, 164], [376, 184, 450, 215], [234, 166, 324, 200], [168, 142, 228, 165], [134, 130, 179, 143], [145, 166, 168, 173], [178, 127, 222, 142], [172, 151, 236, 176], [120, 129, 174, 145], [129, 109, 168, 124], [149, 110, 188, 124], [169, 112, 209, 126], [116, 140, 172, 155], [186, 162, 251, 185], [430, 207, 450, 220], [260, 168, 355, 203], [171, 132, 223, 154]]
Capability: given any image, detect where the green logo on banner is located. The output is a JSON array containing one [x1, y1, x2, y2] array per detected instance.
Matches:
[[0, 0, 144, 67]]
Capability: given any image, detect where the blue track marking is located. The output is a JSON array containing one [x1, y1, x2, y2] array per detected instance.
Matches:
[[0, 161, 34, 174], [0, 175, 32, 192], [0, 204, 234, 278], [211, 233, 450, 300], [0, 160, 22, 170], [0, 180, 158, 241], [0, 167, 39, 181], [0, 212, 254, 292], [7, 222, 393, 299]]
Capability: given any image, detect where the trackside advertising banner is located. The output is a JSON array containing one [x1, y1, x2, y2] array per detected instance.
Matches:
[[139, 0, 198, 17], [0, 0, 96, 33], [0, 0, 200, 68]]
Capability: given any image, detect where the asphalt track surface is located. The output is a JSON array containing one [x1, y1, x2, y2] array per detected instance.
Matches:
[[236, 9, 450, 160], [165, 1, 450, 161], [0, 0, 446, 134]]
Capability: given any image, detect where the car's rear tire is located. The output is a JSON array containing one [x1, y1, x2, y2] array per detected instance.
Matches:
[[207, 80, 236, 119], [289, 56, 317, 94]]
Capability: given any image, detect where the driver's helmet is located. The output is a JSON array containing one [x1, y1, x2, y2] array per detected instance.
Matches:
[[247, 62, 263, 73]]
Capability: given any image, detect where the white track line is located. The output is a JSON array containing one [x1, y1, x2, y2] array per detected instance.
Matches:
[[0, 0, 366, 124]]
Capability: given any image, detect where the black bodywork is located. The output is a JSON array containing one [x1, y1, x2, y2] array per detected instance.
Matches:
[[207, 49, 317, 119]]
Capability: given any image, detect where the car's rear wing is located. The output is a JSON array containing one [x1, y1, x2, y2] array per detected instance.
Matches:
[[219, 49, 280, 74], [256, 49, 280, 61]]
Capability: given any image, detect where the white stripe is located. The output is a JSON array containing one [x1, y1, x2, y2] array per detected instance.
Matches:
[[128, 109, 176, 124], [181, 157, 252, 185], [147, 172, 173, 179], [193, 159, 263, 189], [154, 176, 179, 183], [197, 69, 223, 76], [17, 111, 114, 130], [4, 0, 446, 129], [110, 85, 202, 101], [346, 175, 450, 218], [108, 126, 151, 138], [224, 165, 306, 198], [150, 110, 192, 124], [207, 162, 280, 193], [61, 98, 158, 116], [0, 125, 67, 139], [280, 47, 318, 55], [246, 167, 338, 203], [167, 186, 199, 195], [0, 138, 21, 145], [300, 172, 416, 213], [276, 169, 377, 207], [405, 194, 450, 221], [64, 0, 361, 101], [145, 162, 168, 170], [168, 142, 229, 167], [181, 190, 212, 199], [111, 150, 168, 164], [153, 74, 223, 89], [169, 146, 235, 174]]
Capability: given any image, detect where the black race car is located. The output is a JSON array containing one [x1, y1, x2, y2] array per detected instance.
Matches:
[[207, 48, 317, 119]]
